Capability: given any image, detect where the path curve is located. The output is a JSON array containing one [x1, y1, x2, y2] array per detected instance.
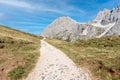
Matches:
[[26, 40, 91, 80]]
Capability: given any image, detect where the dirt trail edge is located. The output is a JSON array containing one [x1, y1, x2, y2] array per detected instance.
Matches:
[[25, 40, 91, 80]]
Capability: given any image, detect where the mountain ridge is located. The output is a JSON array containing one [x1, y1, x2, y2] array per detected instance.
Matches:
[[42, 4, 120, 41]]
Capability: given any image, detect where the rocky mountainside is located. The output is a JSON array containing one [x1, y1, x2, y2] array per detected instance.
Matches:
[[97, 5, 120, 25], [105, 18, 120, 36], [42, 4, 120, 41], [95, 4, 120, 36], [42, 17, 104, 41]]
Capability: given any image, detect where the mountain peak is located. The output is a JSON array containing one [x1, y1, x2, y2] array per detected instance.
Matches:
[[57, 16, 72, 19], [54, 16, 77, 23], [42, 4, 120, 41], [103, 8, 110, 12], [50, 16, 78, 26], [95, 8, 110, 21], [95, 4, 120, 25]]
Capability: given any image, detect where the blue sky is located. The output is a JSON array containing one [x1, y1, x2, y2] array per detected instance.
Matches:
[[0, 0, 120, 34]]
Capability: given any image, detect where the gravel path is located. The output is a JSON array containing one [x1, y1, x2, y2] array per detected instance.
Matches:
[[26, 40, 91, 80]]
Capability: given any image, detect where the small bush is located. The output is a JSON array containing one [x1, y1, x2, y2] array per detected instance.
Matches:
[[8, 66, 25, 80]]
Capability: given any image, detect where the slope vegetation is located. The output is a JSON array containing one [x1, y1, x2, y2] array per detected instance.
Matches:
[[46, 36, 120, 80], [26, 40, 91, 80], [0, 25, 42, 80]]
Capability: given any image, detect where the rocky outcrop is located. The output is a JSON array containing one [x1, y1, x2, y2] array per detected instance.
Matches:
[[96, 4, 120, 36], [42, 4, 120, 41], [96, 5, 120, 25], [42, 17, 104, 41], [95, 9, 111, 22], [104, 18, 120, 36]]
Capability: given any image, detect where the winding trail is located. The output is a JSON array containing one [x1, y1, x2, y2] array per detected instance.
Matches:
[[26, 40, 91, 80]]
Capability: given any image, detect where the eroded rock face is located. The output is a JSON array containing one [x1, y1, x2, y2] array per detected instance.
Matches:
[[42, 4, 120, 41], [105, 18, 120, 36], [42, 17, 104, 41], [97, 5, 120, 36], [95, 9, 110, 22], [96, 5, 120, 25]]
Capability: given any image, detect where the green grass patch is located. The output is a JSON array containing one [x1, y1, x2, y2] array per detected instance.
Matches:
[[0, 36, 41, 80], [46, 36, 120, 80], [0, 25, 43, 80], [0, 37, 40, 80], [8, 66, 25, 80]]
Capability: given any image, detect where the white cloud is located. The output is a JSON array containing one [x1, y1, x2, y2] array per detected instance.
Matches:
[[0, 0, 67, 14], [0, 0, 85, 16], [0, 0, 34, 9], [38, 0, 85, 14]]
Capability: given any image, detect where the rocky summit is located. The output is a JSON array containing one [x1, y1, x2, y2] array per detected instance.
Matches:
[[42, 17, 104, 41], [95, 4, 120, 25], [42, 4, 120, 41]]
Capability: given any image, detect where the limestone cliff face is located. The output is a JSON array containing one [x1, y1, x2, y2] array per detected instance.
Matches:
[[42, 4, 120, 41], [96, 5, 120, 25], [95, 4, 120, 36], [95, 9, 111, 22], [42, 17, 104, 41], [104, 18, 120, 36]]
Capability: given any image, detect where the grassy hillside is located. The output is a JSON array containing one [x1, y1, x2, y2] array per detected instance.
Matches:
[[0, 25, 40, 42], [46, 36, 120, 80], [0, 25, 42, 80]]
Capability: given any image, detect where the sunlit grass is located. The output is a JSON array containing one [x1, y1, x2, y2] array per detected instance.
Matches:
[[46, 36, 120, 80], [0, 25, 42, 80]]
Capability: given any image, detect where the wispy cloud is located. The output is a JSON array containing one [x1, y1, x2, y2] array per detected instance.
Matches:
[[0, 0, 85, 15], [0, 0, 34, 9], [0, 0, 119, 34], [37, 1, 85, 15]]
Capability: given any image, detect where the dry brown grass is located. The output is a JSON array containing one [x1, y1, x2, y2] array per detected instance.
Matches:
[[0, 25, 42, 80], [0, 25, 40, 42]]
